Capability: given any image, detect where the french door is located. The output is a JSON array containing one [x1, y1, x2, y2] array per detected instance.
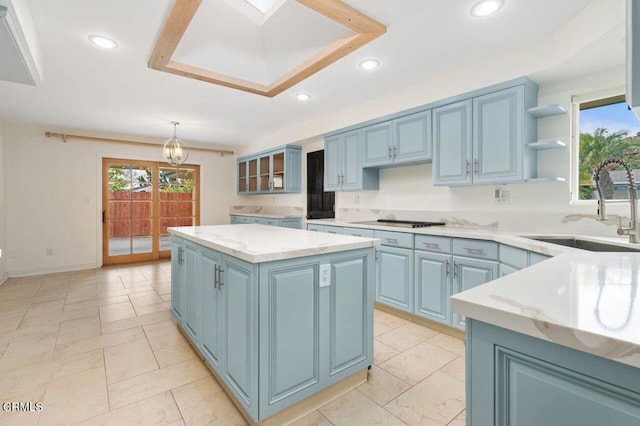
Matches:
[[102, 158, 200, 265]]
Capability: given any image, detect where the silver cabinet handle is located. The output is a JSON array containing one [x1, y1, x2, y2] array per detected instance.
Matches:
[[388, 146, 392, 159], [453, 261, 457, 279], [385, 238, 399, 244], [214, 265, 219, 289], [393, 145, 397, 158], [465, 160, 470, 176], [446, 260, 450, 276], [423, 242, 439, 249], [474, 159, 479, 176], [218, 268, 224, 289], [464, 247, 485, 255], [178, 247, 183, 265]]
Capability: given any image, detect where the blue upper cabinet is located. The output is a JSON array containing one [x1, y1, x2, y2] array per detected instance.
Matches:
[[237, 145, 301, 194], [433, 100, 473, 185], [473, 87, 524, 184], [362, 110, 432, 168], [433, 80, 538, 186], [324, 129, 379, 192]]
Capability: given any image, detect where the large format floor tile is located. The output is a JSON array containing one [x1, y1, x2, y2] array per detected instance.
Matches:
[[0, 260, 467, 425]]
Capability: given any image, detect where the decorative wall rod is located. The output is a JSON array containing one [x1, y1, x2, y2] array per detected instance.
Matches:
[[44, 131, 235, 157]]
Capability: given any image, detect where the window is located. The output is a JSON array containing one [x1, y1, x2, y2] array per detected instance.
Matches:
[[575, 94, 640, 200]]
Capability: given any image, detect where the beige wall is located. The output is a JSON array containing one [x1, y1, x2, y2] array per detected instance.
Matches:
[[4, 123, 236, 277], [0, 119, 6, 283]]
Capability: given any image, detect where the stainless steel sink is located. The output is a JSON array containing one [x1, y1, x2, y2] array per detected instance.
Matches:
[[523, 236, 640, 252]]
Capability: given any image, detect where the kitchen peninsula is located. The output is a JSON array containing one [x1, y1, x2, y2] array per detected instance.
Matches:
[[168, 224, 378, 425]]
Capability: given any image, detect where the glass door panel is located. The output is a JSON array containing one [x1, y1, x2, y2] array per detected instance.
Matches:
[[259, 155, 271, 191], [159, 166, 197, 255], [248, 159, 258, 192], [238, 160, 247, 192], [273, 152, 285, 191]]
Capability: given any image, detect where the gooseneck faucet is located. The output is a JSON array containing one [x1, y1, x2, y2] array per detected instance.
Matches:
[[593, 157, 639, 243]]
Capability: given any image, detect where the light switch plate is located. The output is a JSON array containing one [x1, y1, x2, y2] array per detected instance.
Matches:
[[319, 264, 331, 287]]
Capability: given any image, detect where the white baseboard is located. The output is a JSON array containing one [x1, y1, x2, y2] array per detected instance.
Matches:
[[8, 263, 100, 278]]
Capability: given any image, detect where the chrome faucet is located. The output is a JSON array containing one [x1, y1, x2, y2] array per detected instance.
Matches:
[[593, 157, 639, 243]]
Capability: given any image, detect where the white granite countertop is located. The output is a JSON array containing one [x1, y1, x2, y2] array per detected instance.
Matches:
[[168, 224, 378, 263], [309, 218, 640, 366], [230, 213, 302, 219], [451, 253, 640, 368]]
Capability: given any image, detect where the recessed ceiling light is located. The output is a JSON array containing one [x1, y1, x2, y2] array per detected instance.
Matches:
[[88, 35, 119, 49], [470, 0, 504, 17], [295, 93, 312, 102], [359, 59, 380, 71]]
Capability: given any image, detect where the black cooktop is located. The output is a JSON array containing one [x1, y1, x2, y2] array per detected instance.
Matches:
[[374, 219, 446, 228]]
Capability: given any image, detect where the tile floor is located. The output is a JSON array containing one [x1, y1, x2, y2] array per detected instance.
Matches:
[[0, 261, 466, 425]]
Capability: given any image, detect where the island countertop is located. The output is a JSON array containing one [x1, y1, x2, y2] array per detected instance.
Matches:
[[451, 252, 640, 368], [168, 224, 379, 263]]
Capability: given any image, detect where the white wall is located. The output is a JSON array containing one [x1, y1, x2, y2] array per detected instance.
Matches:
[[4, 123, 236, 277], [0, 118, 6, 283]]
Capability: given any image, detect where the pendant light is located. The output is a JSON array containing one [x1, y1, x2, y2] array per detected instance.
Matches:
[[163, 121, 189, 167]]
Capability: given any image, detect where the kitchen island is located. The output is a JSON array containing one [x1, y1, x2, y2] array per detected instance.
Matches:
[[168, 224, 377, 425], [451, 252, 640, 425]]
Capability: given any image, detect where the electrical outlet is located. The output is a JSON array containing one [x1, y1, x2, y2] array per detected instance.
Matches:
[[494, 188, 509, 204], [319, 264, 331, 287]]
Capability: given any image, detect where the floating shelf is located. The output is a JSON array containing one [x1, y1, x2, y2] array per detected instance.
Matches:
[[525, 177, 566, 184], [526, 140, 566, 150], [527, 104, 567, 118]]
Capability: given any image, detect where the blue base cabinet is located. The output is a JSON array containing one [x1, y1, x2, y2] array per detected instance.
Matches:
[[171, 236, 374, 423], [376, 246, 414, 313], [467, 320, 640, 426]]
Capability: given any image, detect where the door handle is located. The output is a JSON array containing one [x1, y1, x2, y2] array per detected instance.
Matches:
[[465, 160, 470, 176], [214, 265, 219, 289], [453, 261, 457, 279], [102, 210, 105, 223], [218, 268, 224, 289], [474, 159, 479, 176], [446, 260, 450, 276], [392, 145, 397, 158], [388, 146, 392, 159]]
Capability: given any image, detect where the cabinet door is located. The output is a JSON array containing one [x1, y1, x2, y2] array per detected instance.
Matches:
[[184, 242, 200, 342], [170, 238, 186, 322], [452, 256, 498, 329], [376, 246, 414, 313], [200, 247, 223, 371], [272, 150, 287, 192], [341, 130, 363, 190], [324, 135, 342, 191], [362, 122, 393, 167], [499, 263, 519, 277], [473, 86, 524, 184], [414, 251, 451, 325], [221, 255, 259, 419], [258, 154, 271, 192], [237, 160, 248, 193], [433, 100, 473, 185], [393, 110, 432, 164], [258, 260, 321, 418]]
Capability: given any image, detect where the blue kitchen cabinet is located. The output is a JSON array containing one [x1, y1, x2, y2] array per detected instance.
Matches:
[[432, 100, 473, 185], [452, 256, 498, 329], [237, 145, 301, 194], [258, 250, 373, 418], [433, 80, 538, 186], [171, 236, 374, 422], [183, 241, 199, 343], [221, 255, 259, 419], [376, 245, 414, 313], [171, 236, 186, 321], [324, 130, 379, 191], [362, 111, 431, 168], [414, 250, 451, 325], [473, 86, 524, 184], [467, 320, 640, 426], [200, 247, 223, 372], [229, 215, 302, 229]]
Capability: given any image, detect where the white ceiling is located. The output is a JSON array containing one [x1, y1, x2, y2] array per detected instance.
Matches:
[[0, 0, 625, 147]]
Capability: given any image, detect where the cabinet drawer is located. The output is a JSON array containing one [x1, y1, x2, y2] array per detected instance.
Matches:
[[374, 230, 414, 249], [415, 235, 451, 254], [499, 245, 528, 269], [324, 226, 343, 234], [453, 238, 498, 260], [307, 224, 325, 232], [343, 227, 375, 238]]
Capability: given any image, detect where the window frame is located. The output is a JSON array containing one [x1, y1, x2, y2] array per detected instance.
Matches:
[[570, 85, 626, 205]]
